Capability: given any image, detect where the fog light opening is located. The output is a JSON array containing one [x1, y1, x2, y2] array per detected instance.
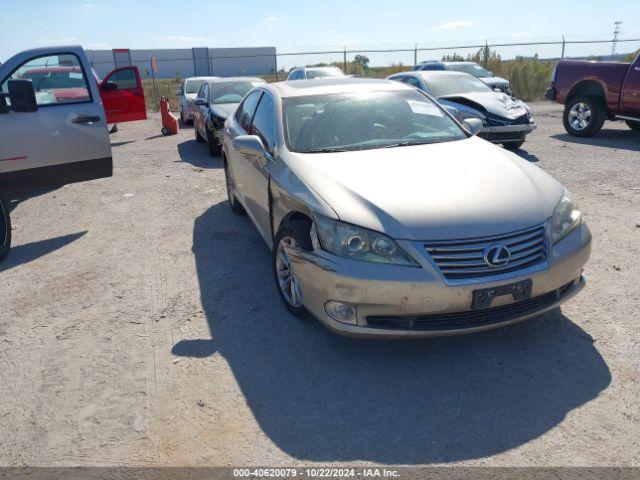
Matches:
[[324, 301, 358, 325]]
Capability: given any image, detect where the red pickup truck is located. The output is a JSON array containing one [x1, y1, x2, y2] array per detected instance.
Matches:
[[546, 53, 640, 136]]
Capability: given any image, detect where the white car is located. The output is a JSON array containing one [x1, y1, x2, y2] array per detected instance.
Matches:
[[287, 67, 345, 81], [177, 76, 218, 124]]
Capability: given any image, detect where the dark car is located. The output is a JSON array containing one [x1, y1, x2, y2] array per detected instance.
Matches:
[[547, 53, 640, 136], [388, 71, 535, 149]]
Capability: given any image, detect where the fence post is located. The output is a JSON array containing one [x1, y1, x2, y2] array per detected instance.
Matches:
[[561, 35, 566, 58], [414, 43, 418, 66], [343, 46, 347, 74], [483, 40, 489, 68], [274, 51, 278, 81], [150, 58, 159, 112]]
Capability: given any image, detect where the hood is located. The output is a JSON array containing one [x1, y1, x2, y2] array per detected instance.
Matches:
[[439, 91, 530, 121], [479, 76, 510, 88], [210, 103, 238, 120], [288, 137, 563, 241]]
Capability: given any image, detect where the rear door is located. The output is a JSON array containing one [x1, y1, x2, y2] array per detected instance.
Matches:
[[99, 66, 147, 123], [620, 55, 640, 114], [0, 47, 112, 195]]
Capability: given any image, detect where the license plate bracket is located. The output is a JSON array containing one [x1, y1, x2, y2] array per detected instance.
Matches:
[[472, 279, 533, 310]]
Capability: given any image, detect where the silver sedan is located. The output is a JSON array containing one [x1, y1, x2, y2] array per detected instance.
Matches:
[[221, 78, 591, 337]]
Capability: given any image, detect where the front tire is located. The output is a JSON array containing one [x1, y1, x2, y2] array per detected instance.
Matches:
[[272, 220, 313, 319], [563, 95, 605, 137], [625, 120, 640, 131], [206, 126, 221, 157], [0, 193, 12, 263], [223, 159, 246, 215], [195, 124, 205, 143]]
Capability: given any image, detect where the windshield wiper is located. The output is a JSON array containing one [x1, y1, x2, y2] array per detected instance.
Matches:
[[380, 140, 432, 148], [296, 147, 351, 153]]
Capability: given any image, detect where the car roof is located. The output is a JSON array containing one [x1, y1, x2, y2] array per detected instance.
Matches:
[[185, 76, 219, 82], [266, 78, 411, 98], [442, 61, 477, 66], [208, 76, 265, 83], [414, 70, 474, 79]]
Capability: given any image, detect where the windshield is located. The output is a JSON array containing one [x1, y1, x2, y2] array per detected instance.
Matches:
[[425, 74, 492, 97], [211, 80, 260, 104], [186, 79, 206, 94], [306, 68, 344, 79], [283, 90, 466, 153], [446, 63, 492, 78]]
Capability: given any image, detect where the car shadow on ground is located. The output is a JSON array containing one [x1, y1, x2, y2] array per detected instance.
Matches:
[[0, 231, 86, 273], [551, 128, 640, 152], [172, 201, 611, 464], [512, 148, 540, 162], [176, 140, 222, 169]]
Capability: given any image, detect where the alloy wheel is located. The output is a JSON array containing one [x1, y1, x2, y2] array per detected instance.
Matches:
[[275, 236, 303, 307], [568, 102, 592, 131]]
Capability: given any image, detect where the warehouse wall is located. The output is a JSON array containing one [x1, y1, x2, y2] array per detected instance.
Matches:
[[85, 47, 276, 79]]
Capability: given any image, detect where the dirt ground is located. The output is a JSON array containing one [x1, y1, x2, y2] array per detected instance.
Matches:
[[0, 103, 639, 467]]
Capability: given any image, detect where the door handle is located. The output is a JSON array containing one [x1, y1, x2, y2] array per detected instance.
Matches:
[[72, 114, 101, 124]]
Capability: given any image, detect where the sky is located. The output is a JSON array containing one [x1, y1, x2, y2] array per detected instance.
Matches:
[[1, 0, 639, 68]]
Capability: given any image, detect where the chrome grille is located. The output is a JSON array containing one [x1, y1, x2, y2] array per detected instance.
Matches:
[[423, 224, 548, 282]]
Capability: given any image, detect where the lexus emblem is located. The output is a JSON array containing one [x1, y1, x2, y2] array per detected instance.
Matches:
[[484, 244, 511, 268]]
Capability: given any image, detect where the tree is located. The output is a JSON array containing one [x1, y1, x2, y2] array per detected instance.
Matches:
[[354, 54, 370, 69]]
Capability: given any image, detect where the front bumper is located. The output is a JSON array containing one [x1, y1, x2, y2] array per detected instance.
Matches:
[[479, 122, 537, 143], [287, 222, 591, 338]]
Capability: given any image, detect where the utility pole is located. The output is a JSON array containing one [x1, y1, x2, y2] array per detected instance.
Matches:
[[611, 21, 622, 58]]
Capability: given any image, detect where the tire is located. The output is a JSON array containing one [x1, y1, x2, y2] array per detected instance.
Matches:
[[180, 111, 184, 124], [563, 95, 605, 137], [625, 120, 640, 131], [0, 193, 11, 263], [161, 127, 169, 136], [195, 124, 205, 143], [272, 219, 313, 319], [503, 138, 526, 150], [223, 159, 246, 215], [206, 126, 221, 157]]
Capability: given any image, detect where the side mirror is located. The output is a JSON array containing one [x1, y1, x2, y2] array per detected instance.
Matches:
[[233, 135, 267, 158], [102, 81, 118, 92], [462, 118, 483, 136], [194, 98, 206, 106], [8, 80, 37, 113]]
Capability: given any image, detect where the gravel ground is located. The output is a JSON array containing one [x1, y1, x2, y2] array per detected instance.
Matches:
[[0, 102, 638, 467]]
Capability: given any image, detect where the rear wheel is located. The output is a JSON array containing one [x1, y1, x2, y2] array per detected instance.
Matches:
[[223, 159, 246, 215], [0, 193, 11, 263], [625, 120, 640, 131], [272, 220, 313, 319], [562, 95, 605, 137]]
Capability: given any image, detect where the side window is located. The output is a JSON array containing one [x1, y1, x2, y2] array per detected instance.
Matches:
[[104, 68, 137, 90], [1, 53, 91, 106], [197, 83, 206, 100], [236, 91, 262, 132], [250, 93, 276, 152], [404, 77, 422, 89]]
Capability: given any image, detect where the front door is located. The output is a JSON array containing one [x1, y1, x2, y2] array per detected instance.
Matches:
[[100, 66, 147, 123], [621, 55, 640, 114], [0, 47, 112, 194]]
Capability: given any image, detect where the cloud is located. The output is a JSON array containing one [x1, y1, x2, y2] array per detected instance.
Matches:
[[265, 15, 284, 23], [433, 20, 473, 31], [83, 2, 95, 7]]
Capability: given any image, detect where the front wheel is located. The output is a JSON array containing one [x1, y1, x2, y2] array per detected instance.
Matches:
[[562, 96, 605, 137], [625, 120, 640, 131], [206, 126, 221, 157], [0, 193, 12, 262], [272, 220, 313, 319], [223, 160, 246, 215], [195, 124, 205, 143]]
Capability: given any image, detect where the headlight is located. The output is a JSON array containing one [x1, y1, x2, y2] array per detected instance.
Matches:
[[551, 195, 582, 244], [313, 216, 419, 267]]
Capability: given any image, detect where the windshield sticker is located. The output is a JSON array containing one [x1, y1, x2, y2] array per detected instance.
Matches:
[[69, 72, 83, 79], [407, 100, 441, 116]]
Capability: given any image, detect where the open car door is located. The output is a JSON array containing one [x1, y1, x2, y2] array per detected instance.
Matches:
[[99, 66, 147, 123], [0, 46, 113, 261]]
